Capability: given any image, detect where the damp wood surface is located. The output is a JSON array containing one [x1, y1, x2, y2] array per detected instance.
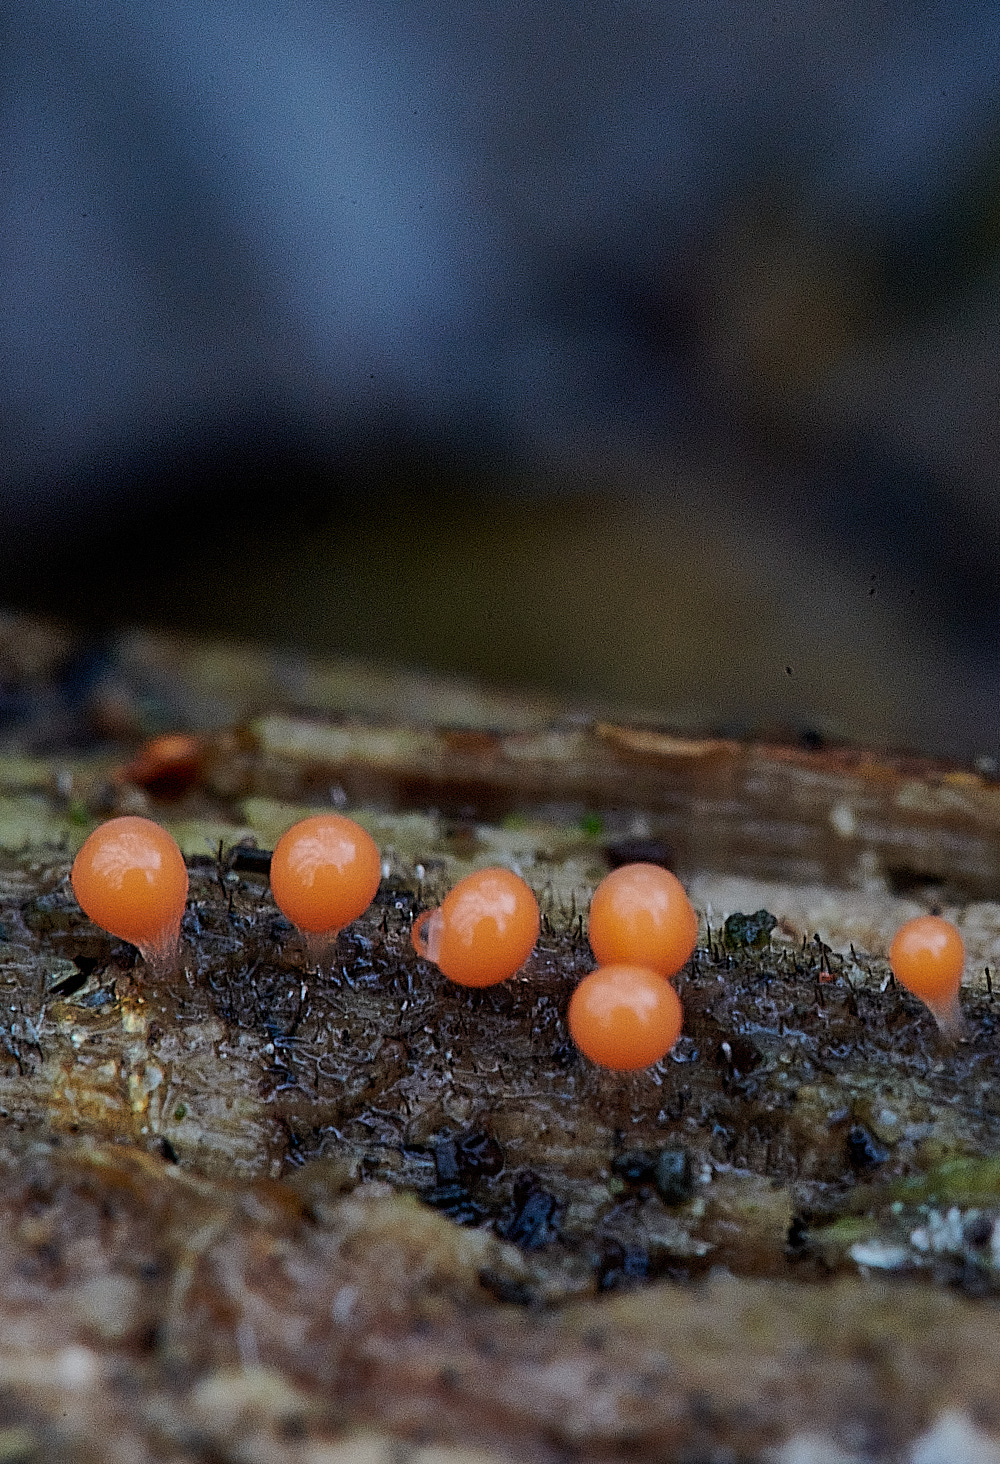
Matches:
[[1, 613, 1000, 1463]]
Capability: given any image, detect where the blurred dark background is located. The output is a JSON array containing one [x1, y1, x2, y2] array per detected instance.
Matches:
[[4, 0, 1000, 758]]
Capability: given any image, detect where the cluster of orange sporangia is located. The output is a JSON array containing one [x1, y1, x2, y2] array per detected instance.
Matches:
[[70, 816, 968, 1069]]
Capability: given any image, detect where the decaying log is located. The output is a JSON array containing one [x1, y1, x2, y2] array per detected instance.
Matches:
[[0, 613, 998, 1463]]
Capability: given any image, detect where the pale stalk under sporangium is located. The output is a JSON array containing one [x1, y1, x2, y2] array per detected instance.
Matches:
[[138, 924, 183, 978], [304, 929, 340, 975], [929, 990, 966, 1043]]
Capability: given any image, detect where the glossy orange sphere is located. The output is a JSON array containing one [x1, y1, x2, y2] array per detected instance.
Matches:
[[411, 867, 539, 987], [588, 863, 698, 977], [71, 816, 188, 968], [888, 915, 965, 1027], [270, 814, 381, 934], [568, 964, 684, 1070]]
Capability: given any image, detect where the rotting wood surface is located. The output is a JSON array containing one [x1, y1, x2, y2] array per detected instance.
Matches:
[[0, 613, 1000, 1463]]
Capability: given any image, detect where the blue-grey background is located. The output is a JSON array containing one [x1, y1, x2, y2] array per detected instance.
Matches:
[[4, 2, 1000, 757]]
